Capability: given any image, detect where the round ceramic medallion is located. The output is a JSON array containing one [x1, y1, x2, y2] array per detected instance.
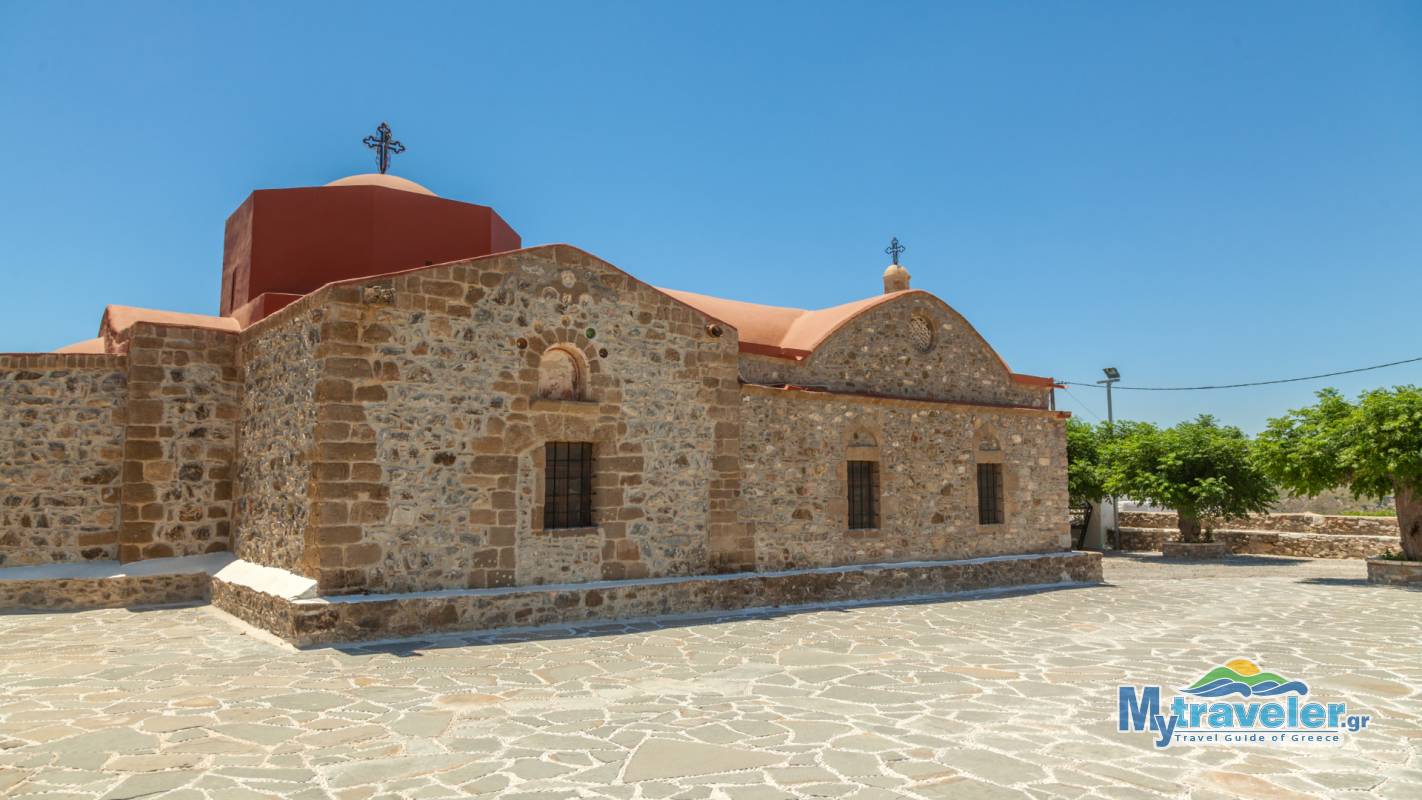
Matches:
[[908, 315, 934, 353]]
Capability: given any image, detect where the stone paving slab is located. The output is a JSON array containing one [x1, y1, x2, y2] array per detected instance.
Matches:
[[0, 553, 1418, 798]]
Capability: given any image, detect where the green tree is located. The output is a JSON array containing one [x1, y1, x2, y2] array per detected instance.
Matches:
[[1256, 386, 1422, 560], [1104, 415, 1276, 542], [1065, 418, 1107, 508]]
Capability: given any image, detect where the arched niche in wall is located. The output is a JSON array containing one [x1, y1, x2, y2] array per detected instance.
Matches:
[[536, 346, 586, 401]]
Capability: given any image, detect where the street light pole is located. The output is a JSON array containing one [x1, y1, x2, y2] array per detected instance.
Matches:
[[1104, 381, 1113, 431], [1098, 367, 1121, 550]]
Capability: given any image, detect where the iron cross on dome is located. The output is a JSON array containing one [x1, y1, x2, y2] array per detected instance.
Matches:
[[885, 237, 906, 265], [363, 122, 405, 175]]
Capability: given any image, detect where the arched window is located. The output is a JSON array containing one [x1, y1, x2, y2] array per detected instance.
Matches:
[[537, 347, 583, 401]]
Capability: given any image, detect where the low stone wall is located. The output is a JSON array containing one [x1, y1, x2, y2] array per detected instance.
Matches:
[[1162, 541, 1228, 559], [1366, 558, 1422, 585], [1119, 510, 1397, 537], [0, 554, 228, 611], [0, 573, 208, 611], [1115, 527, 1169, 551], [211, 551, 1102, 646], [2, 550, 1101, 643], [210, 576, 298, 640], [1219, 530, 1396, 559], [1117, 527, 1396, 560]]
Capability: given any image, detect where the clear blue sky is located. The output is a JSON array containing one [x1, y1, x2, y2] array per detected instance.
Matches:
[[2, 1, 1419, 432]]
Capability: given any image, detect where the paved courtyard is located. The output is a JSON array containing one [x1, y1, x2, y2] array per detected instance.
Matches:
[[1, 555, 1418, 800]]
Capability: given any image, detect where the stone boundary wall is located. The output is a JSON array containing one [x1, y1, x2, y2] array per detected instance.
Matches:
[[1119, 510, 1397, 536], [1117, 527, 1396, 559], [0, 353, 128, 566], [209, 551, 1102, 646], [1114, 528, 1171, 552]]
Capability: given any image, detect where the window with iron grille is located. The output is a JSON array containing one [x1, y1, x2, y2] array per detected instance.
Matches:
[[543, 442, 593, 529], [847, 460, 880, 530], [977, 463, 1004, 525]]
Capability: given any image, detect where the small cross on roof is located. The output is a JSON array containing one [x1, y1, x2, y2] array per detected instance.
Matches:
[[885, 237, 906, 265], [363, 122, 405, 175]]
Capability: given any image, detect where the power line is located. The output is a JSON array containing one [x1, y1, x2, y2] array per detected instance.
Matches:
[[1059, 385, 1104, 422], [1061, 354, 1422, 392]]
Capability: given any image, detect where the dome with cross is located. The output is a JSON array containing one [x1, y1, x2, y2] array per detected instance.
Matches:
[[325, 173, 436, 196]]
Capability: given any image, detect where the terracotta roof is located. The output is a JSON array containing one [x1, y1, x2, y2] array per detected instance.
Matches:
[[324, 173, 436, 196], [99, 305, 241, 338], [53, 337, 107, 354], [660, 287, 1053, 388], [49, 247, 1052, 391], [659, 288, 916, 359]]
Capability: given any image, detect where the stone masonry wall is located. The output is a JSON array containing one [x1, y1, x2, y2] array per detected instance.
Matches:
[[1117, 510, 1399, 559], [1117, 526, 1395, 560], [0, 354, 127, 566], [739, 292, 1048, 409], [1367, 559, 1422, 585], [740, 385, 1069, 571], [285, 245, 744, 595], [1119, 510, 1398, 537], [118, 324, 240, 561], [1219, 530, 1395, 559], [0, 572, 208, 610], [234, 302, 322, 575]]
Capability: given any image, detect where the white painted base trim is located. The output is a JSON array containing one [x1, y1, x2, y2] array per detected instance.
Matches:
[[210, 558, 319, 600], [0, 553, 318, 603], [0, 552, 234, 582]]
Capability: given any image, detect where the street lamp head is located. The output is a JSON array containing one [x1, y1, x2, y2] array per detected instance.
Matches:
[[1102, 367, 1120, 381]]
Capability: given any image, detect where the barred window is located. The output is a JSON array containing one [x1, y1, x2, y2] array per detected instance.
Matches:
[[847, 460, 880, 530], [543, 442, 593, 529], [977, 463, 1004, 525]]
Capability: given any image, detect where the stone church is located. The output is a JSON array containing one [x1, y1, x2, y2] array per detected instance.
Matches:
[[0, 158, 1099, 644]]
